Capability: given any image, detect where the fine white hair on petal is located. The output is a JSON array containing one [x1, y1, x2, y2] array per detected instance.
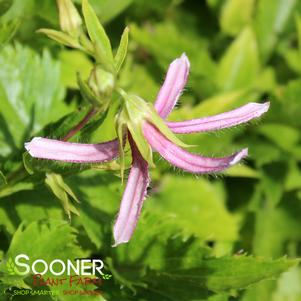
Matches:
[[166, 102, 270, 134]]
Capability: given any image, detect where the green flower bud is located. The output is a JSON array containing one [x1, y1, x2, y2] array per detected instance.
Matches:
[[88, 67, 115, 98], [116, 90, 190, 167], [57, 0, 82, 37]]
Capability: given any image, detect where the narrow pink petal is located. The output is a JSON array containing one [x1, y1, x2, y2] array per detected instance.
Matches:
[[143, 123, 248, 173], [113, 136, 149, 246], [25, 137, 119, 163], [166, 102, 270, 134], [154, 53, 190, 119]]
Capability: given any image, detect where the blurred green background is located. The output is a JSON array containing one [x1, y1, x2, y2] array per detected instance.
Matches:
[[1, 0, 301, 300]]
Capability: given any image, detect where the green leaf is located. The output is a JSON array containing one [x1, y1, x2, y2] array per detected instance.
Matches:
[[0, 0, 13, 17], [144, 256, 298, 299], [77, 73, 101, 106], [82, 0, 114, 68], [254, 0, 297, 60], [114, 27, 129, 73], [0, 43, 68, 156], [258, 123, 300, 152], [216, 27, 260, 91], [0, 19, 19, 48], [147, 175, 239, 242], [0, 170, 7, 187], [87, 0, 133, 24], [59, 49, 93, 89], [192, 89, 249, 117], [37, 28, 81, 48], [45, 173, 80, 218], [220, 0, 255, 36], [130, 22, 216, 85], [0, 186, 64, 234], [66, 170, 121, 250], [0, 220, 105, 301]]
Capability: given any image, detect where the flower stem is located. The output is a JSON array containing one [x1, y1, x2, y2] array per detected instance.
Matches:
[[62, 107, 97, 141]]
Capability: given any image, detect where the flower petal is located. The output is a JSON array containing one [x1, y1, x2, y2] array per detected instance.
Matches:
[[25, 137, 119, 163], [154, 53, 190, 119], [143, 123, 248, 173], [166, 102, 270, 134], [113, 136, 149, 246]]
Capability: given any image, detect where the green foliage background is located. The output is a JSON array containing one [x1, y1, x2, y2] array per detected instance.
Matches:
[[0, 0, 301, 300]]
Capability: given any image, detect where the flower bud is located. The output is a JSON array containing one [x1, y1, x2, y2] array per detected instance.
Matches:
[[88, 67, 115, 98], [115, 91, 189, 167], [57, 0, 82, 37]]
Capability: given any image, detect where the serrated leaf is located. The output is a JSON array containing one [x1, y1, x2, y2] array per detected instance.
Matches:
[[114, 27, 129, 73], [0, 43, 68, 156], [66, 170, 121, 250], [0, 220, 105, 301], [144, 256, 298, 299]]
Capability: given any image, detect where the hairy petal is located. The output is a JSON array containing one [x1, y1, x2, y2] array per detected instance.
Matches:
[[143, 123, 248, 173], [25, 137, 119, 163], [154, 53, 190, 118], [166, 102, 270, 134], [113, 136, 150, 246]]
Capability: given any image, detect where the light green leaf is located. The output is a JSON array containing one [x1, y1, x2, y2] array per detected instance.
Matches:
[[130, 22, 216, 81], [60, 49, 93, 88], [114, 26, 129, 73], [220, 0, 255, 36], [259, 123, 300, 152], [45, 173, 80, 218], [37, 28, 81, 48], [148, 176, 239, 242], [82, 0, 114, 68], [254, 0, 297, 60], [87, 0, 133, 24], [223, 165, 259, 178], [192, 89, 249, 117], [0, 19, 19, 48], [217, 27, 260, 91]]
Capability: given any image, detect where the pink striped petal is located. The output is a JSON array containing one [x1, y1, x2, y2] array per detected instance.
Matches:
[[154, 53, 190, 119], [143, 123, 248, 173], [25, 137, 119, 163], [113, 136, 149, 246], [166, 102, 270, 134]]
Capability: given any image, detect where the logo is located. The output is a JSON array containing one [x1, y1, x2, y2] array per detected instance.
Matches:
[[6, 254, 107, 277], [3, 254, 112, 297]]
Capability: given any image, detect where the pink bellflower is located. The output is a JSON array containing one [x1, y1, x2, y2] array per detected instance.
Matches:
[[25, 54, 270, 246]]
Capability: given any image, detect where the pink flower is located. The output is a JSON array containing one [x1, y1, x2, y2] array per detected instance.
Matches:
[[25, 54, 269, 246]]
